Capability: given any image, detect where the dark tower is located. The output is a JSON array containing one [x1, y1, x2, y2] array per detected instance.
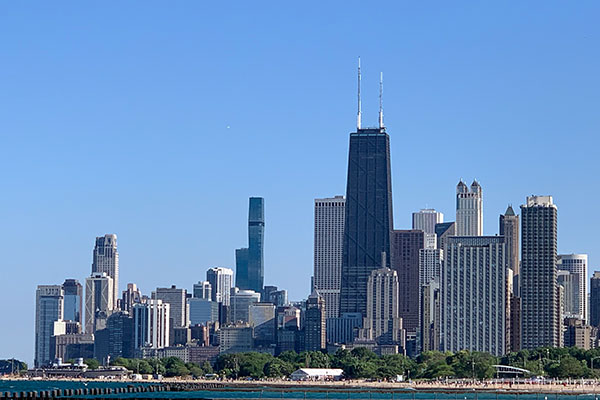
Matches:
[[236, 197, 265, 293], [340, 60, 394, 316]]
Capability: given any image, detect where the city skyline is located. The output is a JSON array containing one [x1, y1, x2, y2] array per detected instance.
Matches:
[[1, 2, 600, 363]]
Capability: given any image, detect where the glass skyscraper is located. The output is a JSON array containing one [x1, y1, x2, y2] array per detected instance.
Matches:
[[236, 197, 265, 293], [340, 127, 393, 316]]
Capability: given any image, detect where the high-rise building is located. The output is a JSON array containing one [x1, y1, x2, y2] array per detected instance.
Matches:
[[313, 196, 345, 319], [92, 234, 119, 307], [521, 195, 561, 349], [84, 273, 114, 334], [304, 290, 326, 351], [455, 180, 483, 236], [557, 254, 588, 322], [557, 270, 581, 319], [62, 279, 82, 324], [230, 288, 261, 323], [235, 197, 265, 293], [218, 324, 254, 354], [391, 230, 425, 334], [435, 222, 455, 251], [132, 299, 170, 350], [121, 283, 142, 314], [188, 298, 219, 326], [94, 311, 134, 362], [412, 209, 444, 235], [152, 286, 188, 328], [500, 205, 519, 353], [421, 278, 440, 352], [362, 267, 403, 344], [206, 267, 234, 306], [441, 236, 506, 356], [193, 281, 212, 300], [340, 63, 394, 317], [591, 272, 600, 328], [419, 248, 442, 288], [35, 285, 64, 367], [249, 302, 277, 347]]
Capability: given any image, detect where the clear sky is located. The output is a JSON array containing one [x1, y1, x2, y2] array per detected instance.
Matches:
[[1, 2, 599, 363]]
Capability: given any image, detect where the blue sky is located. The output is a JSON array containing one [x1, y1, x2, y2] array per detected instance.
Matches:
[[1, 2, 599, 363]]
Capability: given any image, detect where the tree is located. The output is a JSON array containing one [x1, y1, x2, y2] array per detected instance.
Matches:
[[161, 357, 190, 377], [264, 358, 296, 378], [546, 356, 588, 378], [84, 359, 100, 369]]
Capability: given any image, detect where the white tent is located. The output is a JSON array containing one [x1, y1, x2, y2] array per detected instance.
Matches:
[[290, 368, 344, 381]]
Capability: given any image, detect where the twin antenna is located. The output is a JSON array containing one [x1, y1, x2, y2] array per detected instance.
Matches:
[[356, 57, 384, 130]]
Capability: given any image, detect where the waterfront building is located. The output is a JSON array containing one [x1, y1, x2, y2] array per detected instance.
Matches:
[[206, 267, 234, 306], [132, 299, 170, 349], [235, 197, 265, 293], [230, 288, 261, 323], [591, 272, 600, 327], [35, 285, 64, 367], [62, 279, 82, 324], [340, 63, 394, 317], [455, 180, 483, 236], [391, 230, 425, 334], [314, 196, 345, 319], [520, 196, 561, 349], [193, 281, 212, 300], [412, 209, 443, 235], [304, 290, 326, 351], [92, 234, 119, 307], [152, 285, 188, 328], [84, 272, 114, 334], [557, 254, 588, 322], [441, 236, 506, 356]]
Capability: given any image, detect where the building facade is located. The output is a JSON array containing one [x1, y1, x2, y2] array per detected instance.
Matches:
[[304, 290, 326, 351], [235, 197, 265, 293], [362, 267, 403, 344], [193, 281, 212, 300], [206, 267, 234, 306], [35, 285, 64, 367], [152, 285, 188, 328], [421, 278, 440, 352], [441, 236, 506, 356], [520, 196, 561, 349], [557, 254, 588, 322], [455, 180, 483, 236], [133, 299, 170, 349], [62, 279, 82, 324], [230, 288, 261, 323], [92, 234, 119, 307], [412, 209, 443, 235], [85, 272, 114, 334], [313, 196, 345, 319], [591, 271, 600, 327]]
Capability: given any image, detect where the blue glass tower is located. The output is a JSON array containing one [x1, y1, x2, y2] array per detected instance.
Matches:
[[236, 197, 265, 293]]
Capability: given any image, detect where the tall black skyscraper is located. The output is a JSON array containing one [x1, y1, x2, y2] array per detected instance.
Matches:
[[340, 61, 394, 316], [236, 197, 265, 293]]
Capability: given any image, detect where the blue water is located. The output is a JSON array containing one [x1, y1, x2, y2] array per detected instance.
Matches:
[[1, 382, 598, 399]]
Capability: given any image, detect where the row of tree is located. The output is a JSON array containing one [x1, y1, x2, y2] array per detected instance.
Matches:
[[107, 346, 600, 380]]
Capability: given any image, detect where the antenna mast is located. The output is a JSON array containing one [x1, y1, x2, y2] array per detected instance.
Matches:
[[379, 72, 384, 129], [357, 57, 362, 130]]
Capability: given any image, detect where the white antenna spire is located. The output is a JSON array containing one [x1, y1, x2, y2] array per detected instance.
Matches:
[[379, 71, 384, 129], [357, 57, 362, 130]]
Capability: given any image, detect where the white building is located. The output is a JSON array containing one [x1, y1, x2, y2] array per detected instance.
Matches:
[[133, 299, 170, 349], [313, 196, 345, 319], [557, 254, 588, 322], [85, 272, 114, 334], [193, 281, 212, 300], [92, 234, 119, 307], [455, 180, 483, 236], [35, 285, 64, 367], [290, 368, 344, 381], [441, 236, 505, 355], [206, 267, 234, 306], [152, 285, 188, 328], [412, 209, 443, 235]]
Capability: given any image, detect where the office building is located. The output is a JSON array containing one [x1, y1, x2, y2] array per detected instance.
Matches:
[[206, 267, 234, 306], [94, 311, 134, 362], [51, 332, 93, 362], [230, 288, 261, 323], [591, 272, 600, 327], [412, 209, 443, 235], [268, 289, 288, 306], [362, 267, 403, 344], [153, 285, 188, 328], [520, 195, 561, 349], [421, 278, 440, 352], [188, 298, 218, 326], [121, 283, 142, 314], [92, 234, 119, 307], [455, 180, 483, 236], [35, 285, 64, 367], [557, 254, 588, 322], [557, 270, 581, 319], [391, 230, 425, 333], [193, 281, 212, 300], [218, 324, 254, 354], [340, 63, 394, 316], [314, 196, 345, 319], [235, 197, 265, 293], [435, 222, 455, 251], [500, 206, 520, 289], [326, 313, 362, 344], [304, 290, 326, 351], [564, 318, 592, 349], [62, 279, 82, 324], [441, 236, 506, 356], [85, 273, 114, 334], [249, 302, 276, 347], [419, 248, 442, 288], [133, 299, 170, 349]]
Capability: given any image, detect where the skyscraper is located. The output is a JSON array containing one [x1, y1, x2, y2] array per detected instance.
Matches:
[[304, 290, 326, 351], [521, 195, 561, 349], [313, 196, 345, 319], [391, 230, 425, 334], [236, 197, 265, 293], [62, 279, 82, 324], [132, 300, 170, 350], [35, 285, 64, 367], [340, 61, 394, 316], [455, 180, 483, 236], [412, 209, 444, 235], [421, 278, 440, 352], [230, 288, 261, 323], [193, 281, 212, 300], [435, 222, 455, 251], [362, 267, 403, 345], [121, 283, 142, 314], [152, 286, 188, 328], [590, 271, 600, 327], [557, 254, 588, 322], [85, 272, 114, 334], [92, 234, 119, 307], [499, 205, 519, 352], [441, 236, 506, 356], [206, 267, 234, 306]]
